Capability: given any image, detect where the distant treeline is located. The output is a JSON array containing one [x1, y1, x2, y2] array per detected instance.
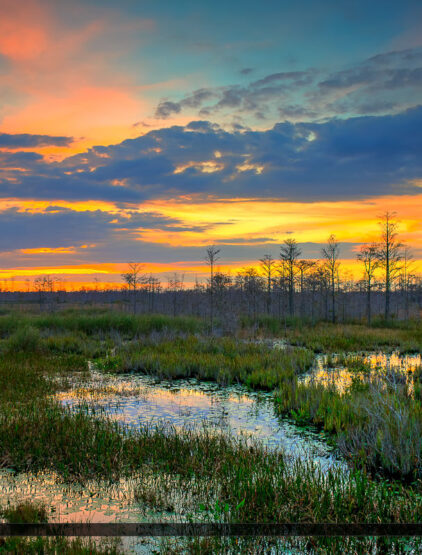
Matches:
[[2, 212, 421, 325]]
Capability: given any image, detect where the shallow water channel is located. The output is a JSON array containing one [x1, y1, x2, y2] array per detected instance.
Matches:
[[1, 368, 342, 526], [1, 350, 419, 528]]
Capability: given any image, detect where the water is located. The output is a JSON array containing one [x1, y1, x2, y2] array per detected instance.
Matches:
[[2, 351, 420, 552], [302, 351, 422, 394], [0, 368, 342, 528], [9, 350, 417, 527], [57, 370, 340, 469]]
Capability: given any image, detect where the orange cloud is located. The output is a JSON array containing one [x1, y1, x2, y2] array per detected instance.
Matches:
[[138, 193, 422, 247]]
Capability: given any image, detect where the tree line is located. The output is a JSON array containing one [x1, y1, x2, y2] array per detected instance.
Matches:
[[2, 212, 421, 325]]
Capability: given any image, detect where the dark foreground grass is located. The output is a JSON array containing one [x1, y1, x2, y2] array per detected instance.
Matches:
[[0, 537, 122, 554], [0, 501, 122, 554], [158, 535, 422, 554], [1, 502, 48, 524]]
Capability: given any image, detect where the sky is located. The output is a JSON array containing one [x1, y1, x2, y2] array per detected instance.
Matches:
[[0, 0, 421, 289]]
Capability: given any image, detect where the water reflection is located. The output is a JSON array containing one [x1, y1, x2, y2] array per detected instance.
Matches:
[[3, 363, 352, 527], [302, 352, 422, 394], [57, 371, 340, 471], [0, 469, 142, 523]]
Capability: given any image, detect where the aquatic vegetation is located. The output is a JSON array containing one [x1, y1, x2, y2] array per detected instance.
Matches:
[[276, 371, 422, 479], [285, 322, 422, 353], [95, 336, 314, 389], [1, 501, 48, 523], [1, 310, 422, 554]]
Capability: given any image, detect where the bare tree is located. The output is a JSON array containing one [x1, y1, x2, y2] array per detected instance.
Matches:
[[145, 275, 161, 312], [376, 212, 403, 321], [357, 244, 379, 325], [122, 263, 144, 314], [239, 267, 264, 325], [400, 246, 415, 320], [259, 254, 276, 315], [167, 273, 184, 317], [296, 260, 316, 317], [205, 246, 221, 332], [33, 275, 57, 311], [322, 234, 340, 323], [280, 238, 301, 317]]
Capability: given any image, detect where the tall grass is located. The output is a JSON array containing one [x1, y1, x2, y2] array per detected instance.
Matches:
[[245, 316, 422, 353], [275, 373, 422, 479], [0, 537, 122, 554], [96, 336, 314, 389], [285, 322, 422, 353], [0, 311, 205, 338]]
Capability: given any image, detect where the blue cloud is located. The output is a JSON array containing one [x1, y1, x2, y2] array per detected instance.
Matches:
[[0, 133, 73, 149], [1, 106, 421, 203]]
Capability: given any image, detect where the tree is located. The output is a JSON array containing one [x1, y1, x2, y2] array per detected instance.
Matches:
[[259, 254, 276, 315], [239, 267, 264, 324], [376, 212, 403, 321], [357, 244, 379, 325], [399, 246, 415, 320], [205, 246, 220, 332], [321, 234, 340, 323], [122, 263, 144, 314], [145, 275, 161, 312], [167, 273, 184, 317], [296, 260, 316, 317], [33, 275, 57, 310], [280, 238, 301, 317]]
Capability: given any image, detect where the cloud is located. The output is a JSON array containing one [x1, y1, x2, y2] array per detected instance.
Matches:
[[153, 47, 422, 124], [0, 132, 73, 148], [1, 106, 421, 204], [0, 207, 191, 252]]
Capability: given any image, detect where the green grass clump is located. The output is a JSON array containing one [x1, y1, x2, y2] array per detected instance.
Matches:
[[5, 326, 42, 353], [96, 336, 314, 389], [275, 376, 422, 479], [1, 501, 48, 523]]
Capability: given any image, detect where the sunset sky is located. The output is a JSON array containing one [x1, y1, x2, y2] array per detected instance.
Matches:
[[0, 0, 421, 289]]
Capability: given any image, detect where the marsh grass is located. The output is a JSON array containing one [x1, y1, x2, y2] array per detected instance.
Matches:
[[1, 311, 422, 553], [0, 500, 122, 553], [0, 312, 205, 338], [1, 501, 48, 523], [284, 322, 422, 353], [158, 535, 422, 554], [247, 316, 422, 353], [276, 371, 422, 479], [95, 336, 314, 390], [0, 536, 122, 554]]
